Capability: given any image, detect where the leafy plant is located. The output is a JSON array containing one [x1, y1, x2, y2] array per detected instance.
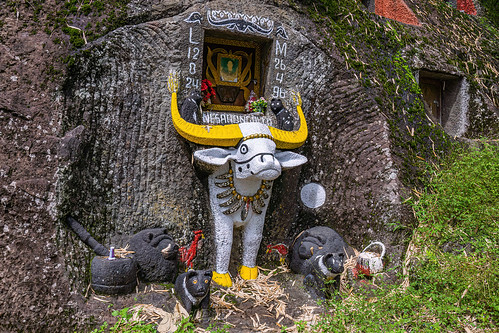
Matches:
[[45, 0, 129, 48], [90, 307, 156, 333], [250, 97, 268, 113], [206, 323, 231, 332], [479, 0, 499, 29], [411, 142, 499, 326], [174, 316, 196, 333]]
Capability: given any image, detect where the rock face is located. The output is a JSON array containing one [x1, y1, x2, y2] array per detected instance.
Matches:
[[1, 0, 498, 331], [57, 0, 408, 290]]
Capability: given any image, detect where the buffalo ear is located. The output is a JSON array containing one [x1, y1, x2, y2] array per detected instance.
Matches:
[[275, 151, 307, 170], [186, 270, 198, 279], [194, 148, 236, 172]]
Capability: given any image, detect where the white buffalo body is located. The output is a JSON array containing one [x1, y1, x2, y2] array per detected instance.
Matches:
[[194, 123, 307, 278]]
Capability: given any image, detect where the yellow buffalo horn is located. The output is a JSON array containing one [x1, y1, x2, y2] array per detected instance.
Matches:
[[171, 92, 243, 146], [170, 91, 307, 149], [270, 97, 308, 150]]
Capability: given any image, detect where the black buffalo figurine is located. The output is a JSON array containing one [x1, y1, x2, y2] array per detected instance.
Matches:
[[303, 252, 344, 299], [180, 91, 202, 123], [270, 98, 294, 131], [175, 270, 212, 317], [66, 216, 179, 291], [289, 226, 348, 299], [128, 228, 179, 283]]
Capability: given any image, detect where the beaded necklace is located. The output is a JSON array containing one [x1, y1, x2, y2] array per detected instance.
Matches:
[[215, 163, 272, 221]]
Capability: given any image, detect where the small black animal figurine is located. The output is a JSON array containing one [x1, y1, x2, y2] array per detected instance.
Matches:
[[289, 226, 348, 299], [128, 228, 179, 283], [66, 216, 179, 284], [270, 98, 294, 131], [175, 270, 212, 317], [180, 91, 202, 123], [303, 252, 344, 299]]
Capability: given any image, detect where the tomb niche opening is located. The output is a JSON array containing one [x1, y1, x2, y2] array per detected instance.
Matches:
[[418, 70, 469, 137], [201, 31, 271, 113]]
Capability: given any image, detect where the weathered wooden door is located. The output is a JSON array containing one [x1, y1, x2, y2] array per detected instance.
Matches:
[[420, 77, 442, 123]]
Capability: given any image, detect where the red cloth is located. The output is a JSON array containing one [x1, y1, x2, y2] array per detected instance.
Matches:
[[179, 230, 204, 269]]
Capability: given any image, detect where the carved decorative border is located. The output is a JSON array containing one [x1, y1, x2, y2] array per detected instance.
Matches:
[[207, 10, 274, 36]]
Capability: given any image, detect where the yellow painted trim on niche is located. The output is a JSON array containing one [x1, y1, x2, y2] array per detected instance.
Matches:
[[170, 92, 243, 147]]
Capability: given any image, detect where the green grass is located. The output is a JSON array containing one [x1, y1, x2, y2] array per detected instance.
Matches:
[[311, 142, 498, 332]]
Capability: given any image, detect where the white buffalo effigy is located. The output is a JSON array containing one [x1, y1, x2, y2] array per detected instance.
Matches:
[[168, 73, 307, 287]]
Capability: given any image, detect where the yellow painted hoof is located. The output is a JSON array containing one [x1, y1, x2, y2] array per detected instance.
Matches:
[[212, 272, 232, 287], [239, 266, 258, 280]]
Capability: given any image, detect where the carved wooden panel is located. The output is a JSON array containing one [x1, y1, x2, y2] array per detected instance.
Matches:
[[203, 37, 262, 112]]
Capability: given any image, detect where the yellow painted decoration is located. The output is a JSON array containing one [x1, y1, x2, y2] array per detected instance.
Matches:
[[212, 271, 232, 287], [241, 133, 274, 142], [269, 103, 308, 150], [167, 70, 180, 93], [290, 90, 302, 107], [170, 87, 308, 149], [170, 92, 242, 147], [239, 265, 258, 280]]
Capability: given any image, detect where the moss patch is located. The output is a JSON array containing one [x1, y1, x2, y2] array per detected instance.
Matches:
[[300, 0, 498, 188]]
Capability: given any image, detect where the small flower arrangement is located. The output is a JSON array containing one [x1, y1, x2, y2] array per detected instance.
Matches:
[[250, 97, 268, 114], [201, 79, 216, 104], [244, 91, 257, 113]]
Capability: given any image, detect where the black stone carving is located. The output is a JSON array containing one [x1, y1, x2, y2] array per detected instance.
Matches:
[[303, 252, 344, 299], [91, 256, 137, 295], [66, 216, 179, 290], [175, 270, 212, 316], [129, 228, 179, 283], [270, 98, 294, 131], [207, 10, 273, 36], [180, 91, 202, 124], [184, 12, 202, 24], [66, 216, 109, 256], [289, 226, 348, 299]]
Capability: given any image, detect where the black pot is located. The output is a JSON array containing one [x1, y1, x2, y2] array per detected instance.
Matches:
[[91, 256, 137, 295]]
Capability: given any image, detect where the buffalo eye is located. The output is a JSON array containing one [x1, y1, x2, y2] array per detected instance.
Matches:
[[240, 144, 248, 154]]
